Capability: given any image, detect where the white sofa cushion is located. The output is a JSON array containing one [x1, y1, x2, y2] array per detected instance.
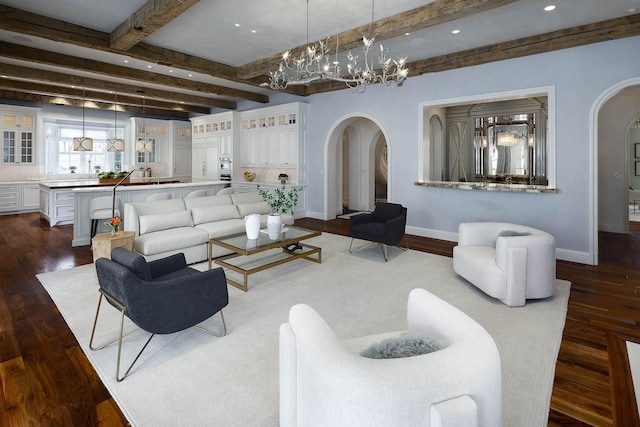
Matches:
[[184, 194, 233, 209], [191, 205, 240, 225], [195, 218, 245, 239], [237, 201, 273, 217], [230, 191, 263, 205], [134, 227, 209, 256], [139, 210, 193, 235]]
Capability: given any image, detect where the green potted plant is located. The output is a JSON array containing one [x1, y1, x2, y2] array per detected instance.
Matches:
[[257, 184, 301, 239]]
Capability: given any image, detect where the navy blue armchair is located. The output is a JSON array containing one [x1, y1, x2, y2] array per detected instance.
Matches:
[[90, 247, 228, 381], [348, 202, 408, 261]]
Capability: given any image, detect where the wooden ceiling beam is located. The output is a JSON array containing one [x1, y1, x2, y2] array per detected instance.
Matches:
[[0, 90, 190, 119], [0, 42, 268, 103], [408, 13, 640, 75], [237, 0, 519, 79], [0, 63, 235, 109], [0, 5, 268, 91], [305, 13, 640, 95], [110, 0, 200, 50], [0, 79, 211, 114]]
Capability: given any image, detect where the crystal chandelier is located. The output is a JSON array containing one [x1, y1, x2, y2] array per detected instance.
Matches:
[[261, 0, 409, 93]]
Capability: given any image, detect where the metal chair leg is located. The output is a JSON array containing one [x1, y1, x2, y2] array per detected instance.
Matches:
[[349, 238, 376, 254], [89, 291, 150, 381], [195, 309, 227, 337], [89, 291, 227, 381], [380, 244, 388, 262]]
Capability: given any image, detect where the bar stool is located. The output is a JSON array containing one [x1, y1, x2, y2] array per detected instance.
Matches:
[[185, 189, 207, 198], [90, 196, 122, 238], [216, 187, 234, 195], [145, 193, 172, 201]]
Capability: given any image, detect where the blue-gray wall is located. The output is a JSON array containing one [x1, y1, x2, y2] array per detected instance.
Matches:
[[246, 35, 640, 264]]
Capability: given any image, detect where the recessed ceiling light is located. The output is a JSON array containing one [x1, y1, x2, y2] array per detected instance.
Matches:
[[451, 29, 461, 34], [404, 32, 410, 36], [251, 30, 257, 33], [544, 5, 556, 12], [124, 60, 129, 63], [169, 69, 173, 73], [629, 8, 638, 13], [188, 74, 193, 77], [234, 23, 240, 27], [147, 65, 152, 69]]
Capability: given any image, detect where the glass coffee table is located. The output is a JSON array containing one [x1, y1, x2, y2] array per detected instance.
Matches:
[[208, 226, 322, 292]]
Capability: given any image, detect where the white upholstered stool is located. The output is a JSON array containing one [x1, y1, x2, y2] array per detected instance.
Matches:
[[89, 196, 122, 238]]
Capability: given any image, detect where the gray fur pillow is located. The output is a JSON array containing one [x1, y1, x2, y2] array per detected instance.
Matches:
[[360, 332, 442, 359]]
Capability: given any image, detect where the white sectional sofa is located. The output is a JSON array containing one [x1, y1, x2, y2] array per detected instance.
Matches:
[[124, 191, 294, 264]]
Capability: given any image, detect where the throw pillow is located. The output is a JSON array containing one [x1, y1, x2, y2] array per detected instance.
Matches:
[[360, 332, 442, 359], [191, 205, 240, 225], [492, 229, 531, 248], [139, 210, 193, 235], [236, 201, 273, 217]]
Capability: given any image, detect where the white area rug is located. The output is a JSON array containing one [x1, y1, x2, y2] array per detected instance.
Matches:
[[37, 233, 570, 427]]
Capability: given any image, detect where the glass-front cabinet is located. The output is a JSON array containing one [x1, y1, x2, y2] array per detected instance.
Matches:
[[1, 109, 37, 165]]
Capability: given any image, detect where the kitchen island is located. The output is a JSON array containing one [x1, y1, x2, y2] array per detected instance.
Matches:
[[39, 178, 180, 227], [38, 180, 227, 247]]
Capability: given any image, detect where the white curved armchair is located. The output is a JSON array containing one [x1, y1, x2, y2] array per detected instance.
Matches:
[[280, 288, 502, 427], [453, 222, 556, 307]]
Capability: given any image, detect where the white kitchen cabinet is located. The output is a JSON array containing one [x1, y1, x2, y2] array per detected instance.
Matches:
[[21, 183, 40, 210], [237, 102, 308, 184], [1, 106, 39, 166], [191, 145, 219, 181], [0, 184, 20, 212], [190, 112, 238, 181], [39, 186, 75, 226]]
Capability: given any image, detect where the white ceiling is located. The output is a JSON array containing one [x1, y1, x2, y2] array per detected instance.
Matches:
[[0, 0, 638, 107]]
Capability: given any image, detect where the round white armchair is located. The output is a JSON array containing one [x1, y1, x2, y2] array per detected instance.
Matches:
[[453, 222, 556, 307]]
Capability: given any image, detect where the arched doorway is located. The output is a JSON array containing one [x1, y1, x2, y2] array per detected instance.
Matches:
[[324, 114, 391, 220], [591, 78, 640, 264]]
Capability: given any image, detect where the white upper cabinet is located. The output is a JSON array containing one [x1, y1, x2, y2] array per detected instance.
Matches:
[[1, 106, 39, 165]]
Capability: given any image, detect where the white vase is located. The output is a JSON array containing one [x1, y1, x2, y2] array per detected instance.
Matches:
[[267, 213, 282, 240], [244, 214, 261, 239]]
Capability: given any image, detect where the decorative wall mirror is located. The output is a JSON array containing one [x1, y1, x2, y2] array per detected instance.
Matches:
[[420, 88, 555, 190]]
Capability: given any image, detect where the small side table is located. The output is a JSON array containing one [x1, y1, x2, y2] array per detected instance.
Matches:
[[92, 231, 135, 262]]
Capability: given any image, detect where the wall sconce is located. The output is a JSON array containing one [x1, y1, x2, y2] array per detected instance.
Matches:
[[73, 88, 93, 151]]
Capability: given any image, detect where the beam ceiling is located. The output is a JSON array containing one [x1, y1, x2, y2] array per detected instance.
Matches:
[[0, 2, 638, 114], [238, 0, 520, 79], [110, 0, 201, 51]]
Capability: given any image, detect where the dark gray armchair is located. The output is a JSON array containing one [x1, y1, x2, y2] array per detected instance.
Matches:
[[90, 247, 228, 381], [348, 202, 408, 261]]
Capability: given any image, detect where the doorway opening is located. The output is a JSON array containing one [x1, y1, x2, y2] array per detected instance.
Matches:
[[324, 114, 391, 220]]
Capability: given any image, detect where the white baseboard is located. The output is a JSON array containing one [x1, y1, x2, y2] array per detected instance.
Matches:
[[305, 218, 592, 265]]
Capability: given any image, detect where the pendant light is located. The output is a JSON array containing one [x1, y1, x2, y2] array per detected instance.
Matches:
[[135, 96, 152, 153], [73, 88, 94, 151], [106, 92, 124, 152]]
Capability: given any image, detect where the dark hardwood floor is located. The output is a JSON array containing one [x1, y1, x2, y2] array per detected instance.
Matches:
[[1, 212, 640, 426]]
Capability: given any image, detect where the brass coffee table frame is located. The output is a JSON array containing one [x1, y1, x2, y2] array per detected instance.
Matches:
[[208, 227, 322, 292]]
